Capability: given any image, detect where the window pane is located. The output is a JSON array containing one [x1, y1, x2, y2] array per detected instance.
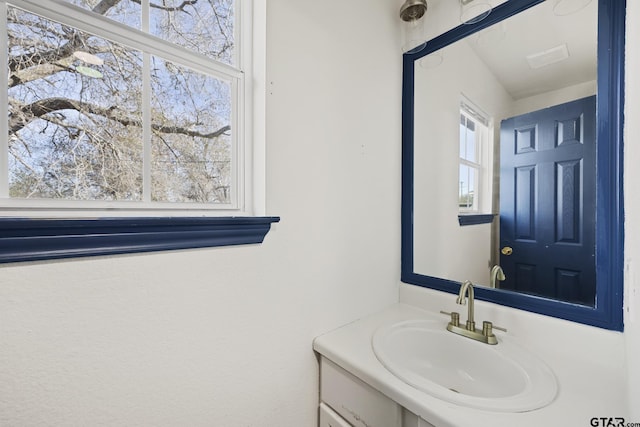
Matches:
[[459, 164, 469, 208], [459, 164, 477, 210], [150, 56, 232, 203], [150, 0, 234, 65], [61, 0, 141, 28], [8, 8, 143, 201], [465, 120, 476, 162]]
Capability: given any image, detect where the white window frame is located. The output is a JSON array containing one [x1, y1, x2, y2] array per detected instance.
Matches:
[[458, 97, 491, 214], [0, 0, 265, 218]]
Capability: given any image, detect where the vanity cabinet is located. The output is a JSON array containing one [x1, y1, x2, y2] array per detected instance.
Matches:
[[319, 403, 351, 427], [319, 357, 435, 427]]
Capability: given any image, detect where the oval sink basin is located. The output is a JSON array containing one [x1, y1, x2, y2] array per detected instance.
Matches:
[[372, 319, 558, 412]]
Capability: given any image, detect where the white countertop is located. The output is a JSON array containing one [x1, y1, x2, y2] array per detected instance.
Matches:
[[313, 302, 628, 427]]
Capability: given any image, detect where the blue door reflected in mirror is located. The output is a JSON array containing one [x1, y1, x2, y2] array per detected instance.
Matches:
[[499, 96, 596, 306]]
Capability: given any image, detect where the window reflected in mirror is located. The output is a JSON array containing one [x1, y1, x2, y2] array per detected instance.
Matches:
[[459, 100, 491, 213]]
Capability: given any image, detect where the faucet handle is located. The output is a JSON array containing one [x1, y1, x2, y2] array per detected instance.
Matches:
[[439, 310, 460, 327], [482, 321, 507, 337]]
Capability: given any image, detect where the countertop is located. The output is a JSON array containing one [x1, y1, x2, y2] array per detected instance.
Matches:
[[313, 303, 627, 427]]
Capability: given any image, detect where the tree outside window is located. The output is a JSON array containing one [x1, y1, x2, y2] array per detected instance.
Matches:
[[3, 0, 240, 207]]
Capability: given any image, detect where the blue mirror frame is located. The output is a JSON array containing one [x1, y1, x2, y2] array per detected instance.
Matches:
[[401, 0, 625, 331]]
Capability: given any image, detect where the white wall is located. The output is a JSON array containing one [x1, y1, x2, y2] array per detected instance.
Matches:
[[624, 0, 640, 418], [0, 1, 402, 425], [510, 80, 597, 117], [413, 38, 512, 285]]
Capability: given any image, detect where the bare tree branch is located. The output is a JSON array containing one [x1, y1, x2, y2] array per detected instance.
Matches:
[[9, 59, 74, 88], [8, 30, 85, 73], [10, 97, 230, 139], [92, 0, 124, 15], [130, 0, 199, 12], [8, 0, 123, 73]]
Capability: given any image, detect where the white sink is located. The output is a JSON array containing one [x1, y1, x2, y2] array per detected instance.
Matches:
[[372, 319, 558, 412]]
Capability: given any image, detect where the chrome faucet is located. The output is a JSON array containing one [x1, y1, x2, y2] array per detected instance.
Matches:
[[440, 280, 507, 345], [489, 265, 506, 288], [457, 280, 475, 331]]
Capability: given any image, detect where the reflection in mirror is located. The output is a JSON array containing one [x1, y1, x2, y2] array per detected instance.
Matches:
[[403, 0, 625, 329], [414, 0, 597, 305]]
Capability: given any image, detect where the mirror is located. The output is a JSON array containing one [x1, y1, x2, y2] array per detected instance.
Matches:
[[401, 0, 625, 330]]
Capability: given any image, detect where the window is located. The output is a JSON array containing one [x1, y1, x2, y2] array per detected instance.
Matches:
[[3, 0, 245, 211], [0, 0, 278, 263], [458, 99, 490, 212]]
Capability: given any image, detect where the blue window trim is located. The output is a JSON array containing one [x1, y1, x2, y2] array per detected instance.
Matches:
[[0, 216, 280, 264], [458, 214, 495, 226]]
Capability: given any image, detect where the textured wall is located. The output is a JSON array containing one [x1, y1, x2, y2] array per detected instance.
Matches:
[[0, 0, 402, 425]]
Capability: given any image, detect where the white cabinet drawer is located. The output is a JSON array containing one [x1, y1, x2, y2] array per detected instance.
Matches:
[[320, 357, 401, 427], [319, 402, 352, 427]]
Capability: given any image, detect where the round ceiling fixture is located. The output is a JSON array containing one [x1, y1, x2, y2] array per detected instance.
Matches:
[[399, 0, 427, 22]]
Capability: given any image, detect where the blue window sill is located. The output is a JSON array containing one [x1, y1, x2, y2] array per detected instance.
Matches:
[[458, 214, 495, 226], [0, 216, 280, 264]]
